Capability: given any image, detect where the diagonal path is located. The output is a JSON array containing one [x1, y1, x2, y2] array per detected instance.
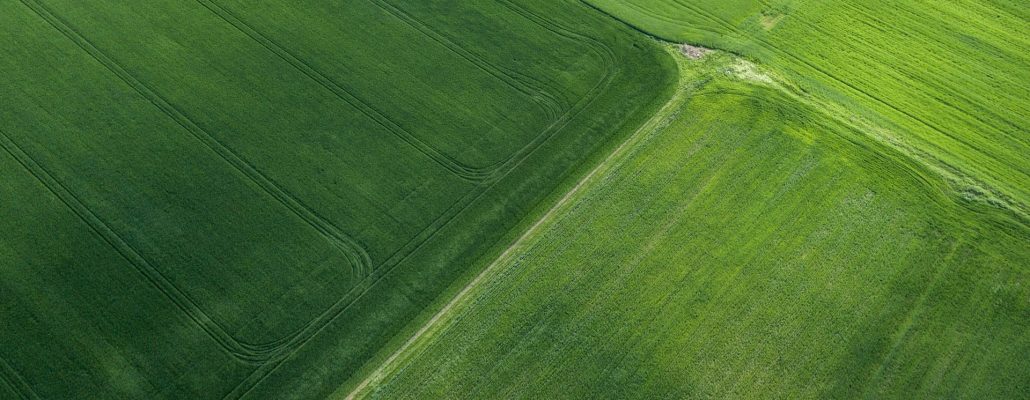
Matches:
[[342, 58, 692, 399]]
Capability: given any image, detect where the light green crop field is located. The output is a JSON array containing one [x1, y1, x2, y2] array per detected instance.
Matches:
[[361, 51, 1030, 399], [0, 0, 674, 398]]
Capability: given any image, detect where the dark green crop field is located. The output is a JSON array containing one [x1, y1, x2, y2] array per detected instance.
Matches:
[[0, 0, 674, 398]]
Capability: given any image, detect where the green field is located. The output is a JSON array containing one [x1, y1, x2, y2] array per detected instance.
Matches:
[[353, 1, 1030, 399], [0, 0, 673, 398], [2, 0, 1028, 399]]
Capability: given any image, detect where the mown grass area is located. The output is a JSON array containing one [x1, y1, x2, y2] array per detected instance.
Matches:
[[362, 51, 1030, 399], [0, 0, 675, 398], [588, 0, 1030, 218]]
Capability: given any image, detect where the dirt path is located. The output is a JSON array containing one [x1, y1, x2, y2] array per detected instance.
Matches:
[[342, 54, 691, 400]]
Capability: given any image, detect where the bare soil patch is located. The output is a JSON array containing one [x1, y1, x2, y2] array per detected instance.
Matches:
[[679, 44, 712, 60]]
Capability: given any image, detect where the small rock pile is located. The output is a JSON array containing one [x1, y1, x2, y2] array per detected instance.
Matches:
[[680, 44, 712, 60]]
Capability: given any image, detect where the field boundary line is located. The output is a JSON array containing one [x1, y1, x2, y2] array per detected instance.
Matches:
[[343, 59, 690, 399], [665, 0, 1028, 215], [0, 356, 39, 400], [590, 0, 1027, 219]]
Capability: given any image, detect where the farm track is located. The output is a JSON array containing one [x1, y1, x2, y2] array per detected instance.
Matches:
[[0, 356, 39, 400], [454, 91, 763, 399], [17, 0, 372, 362], [343, 39, 690, 399], [496, 89, 824, 399], [222, 2, 627, 397]]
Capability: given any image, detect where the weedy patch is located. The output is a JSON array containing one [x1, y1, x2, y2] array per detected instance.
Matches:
[[726, 58, 774, 85]]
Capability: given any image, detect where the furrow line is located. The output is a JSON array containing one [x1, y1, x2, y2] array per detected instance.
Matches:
[[0, 129, 269, 363], [863, 238, 964, 395], [672, 0, 1012, 167], [368, 0, 569, 119], [0, 356, 38, 400], [197, 0, 492, 184]]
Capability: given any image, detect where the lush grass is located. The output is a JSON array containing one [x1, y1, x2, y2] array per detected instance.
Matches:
[[0, 0, 675, 398], [589, 0, 1030, 217], [364, 52, 1030, 399]]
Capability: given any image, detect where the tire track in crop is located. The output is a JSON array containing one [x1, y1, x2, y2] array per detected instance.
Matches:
[[591, 0, 730, 38], [20, 0, 622, 393], [27, 3, 372, 274], [21, 0, 371, 280], [365, 0, 569, 120], [222, 3, 627, 397], [0, 130, 280, 364], [18, 0, 372, 362], [0, 356, 39, 400], [195, 0, 496, 183], [199, 0, 588, 184], [483, 0, 619, 178], [863, 238, 963, 396]]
